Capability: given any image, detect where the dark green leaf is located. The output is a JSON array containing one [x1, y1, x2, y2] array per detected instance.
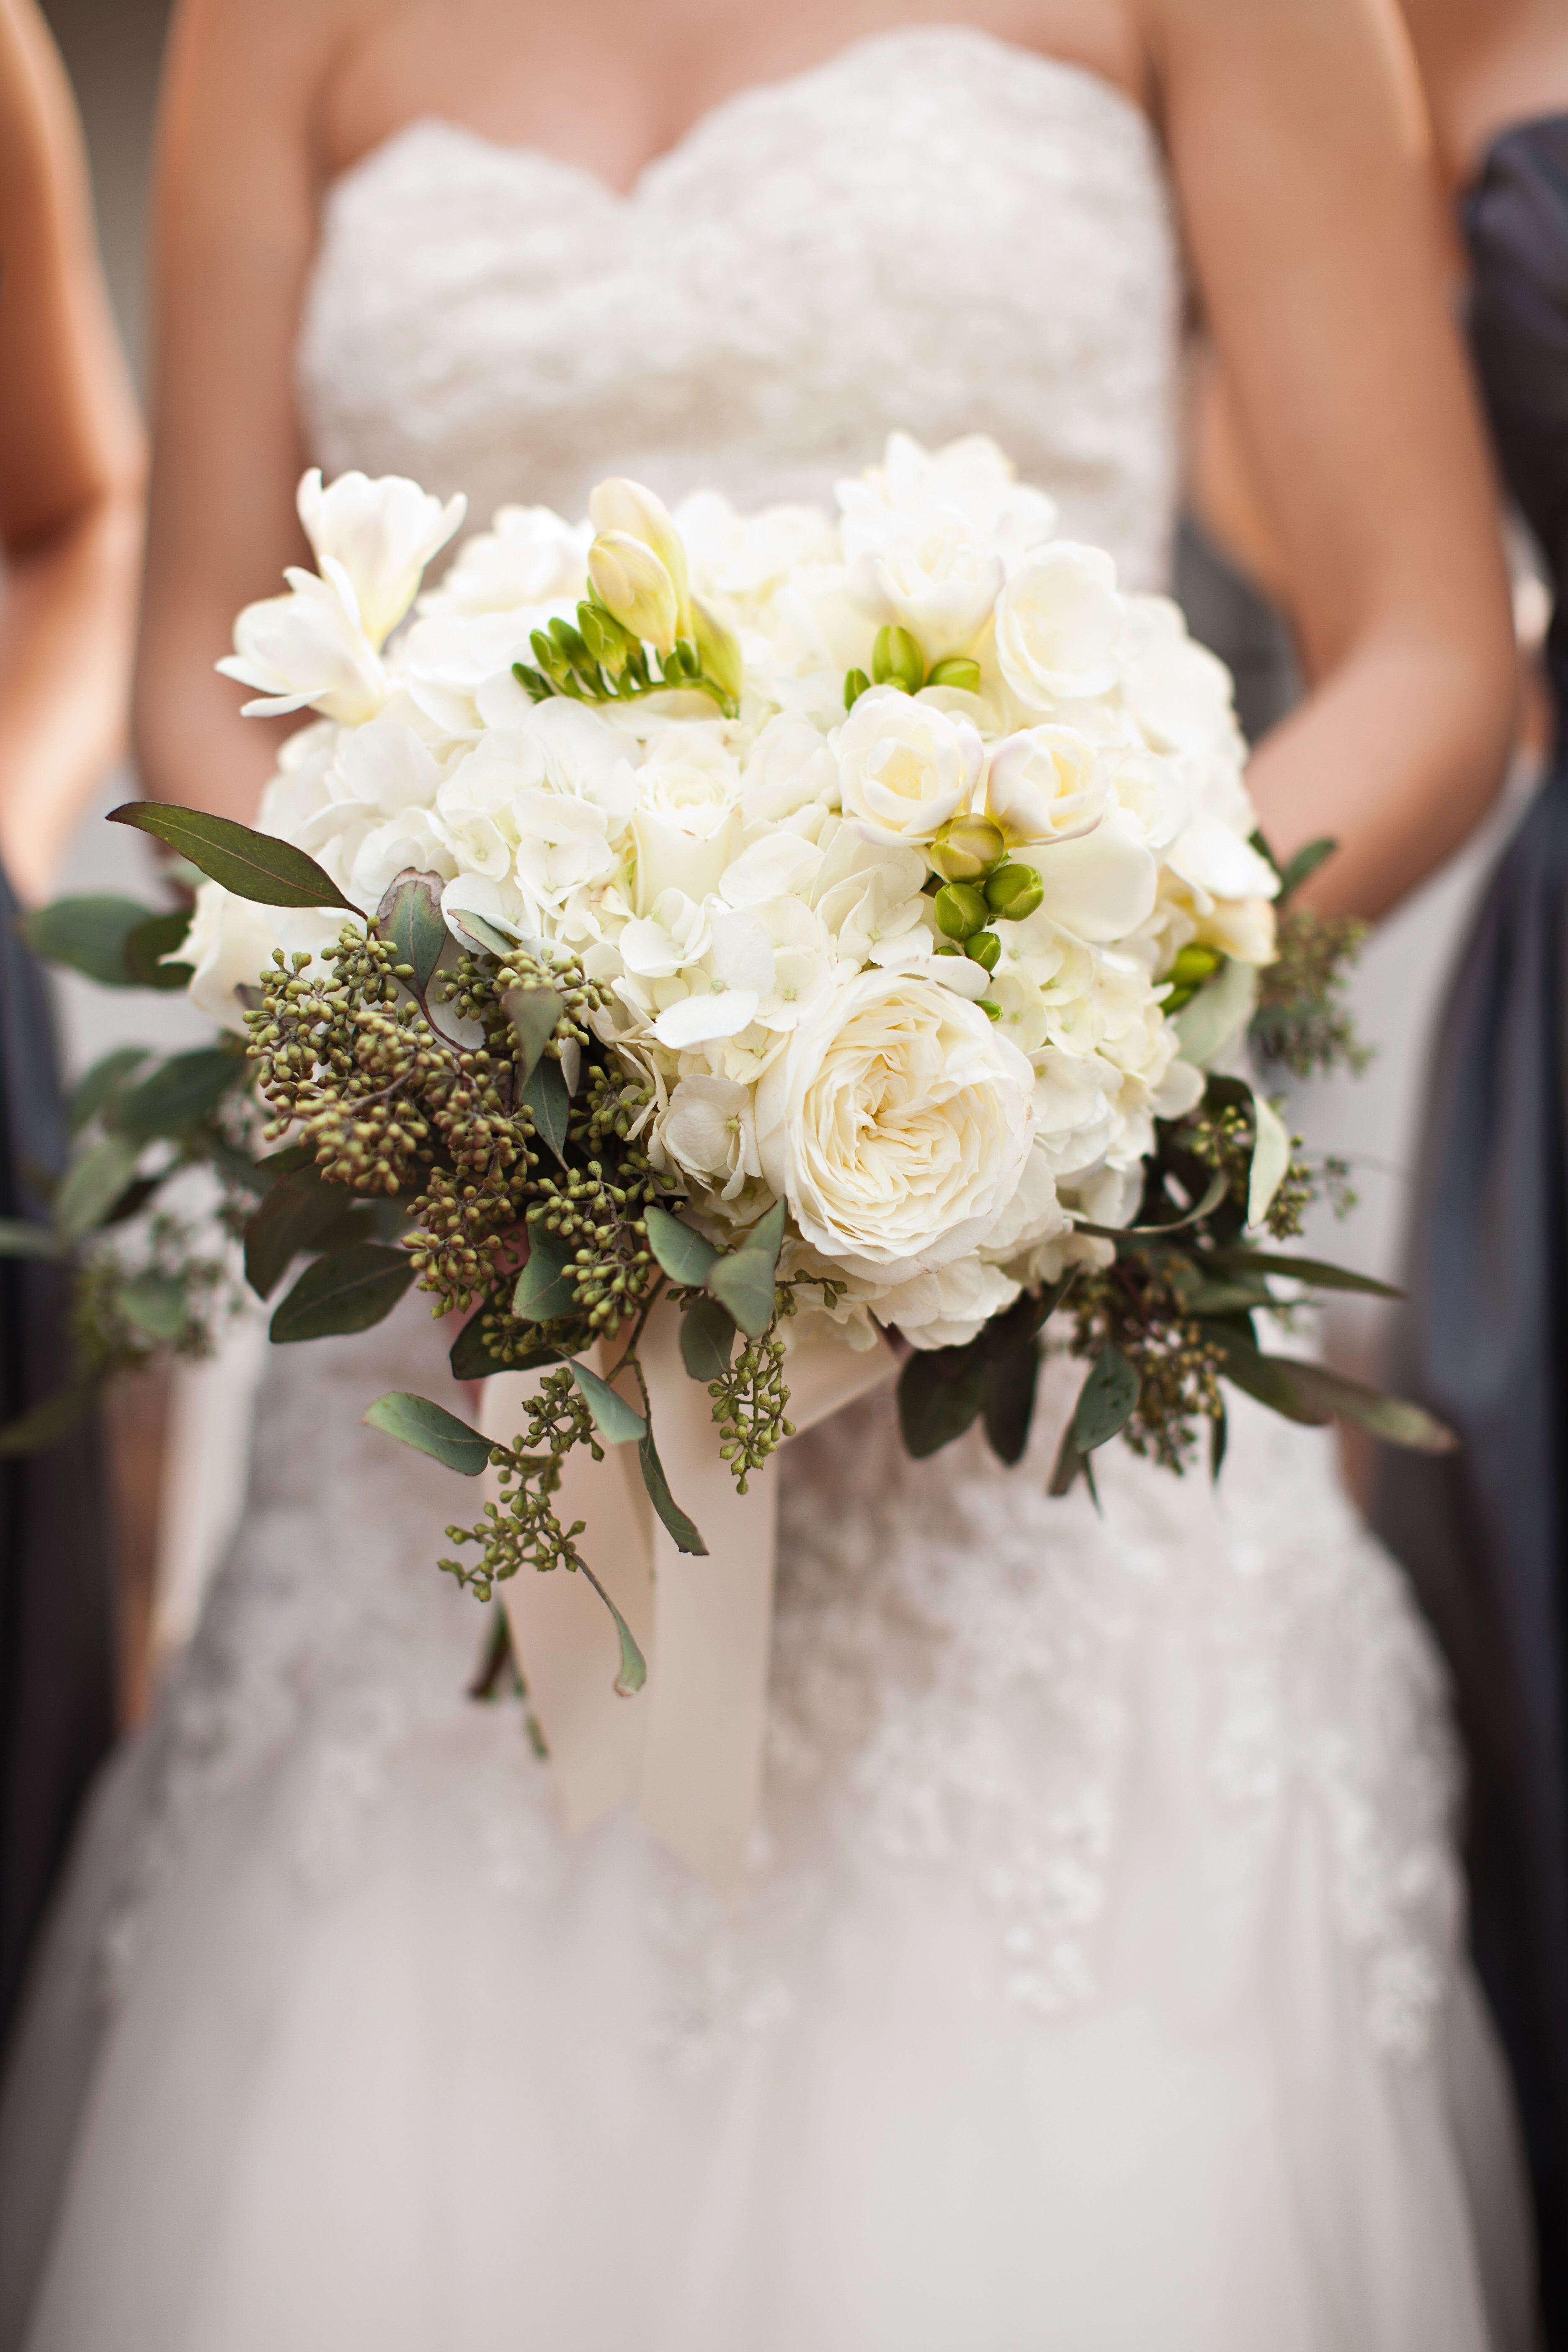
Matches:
[[270, 1242, 414, 1342], [243, 1167, 352, 1299], [363, 1390, 492, 1475], [449, 1310, 567, 1380], [503, 985, 564, 1084], [679, 1292, 736, 1382], [1048, 1418, 1099, 1503], [1279, 837, 1337, 900], [100, 1175, 160, 1230], [1168, 1269, 1276, 1316], [69, 1047, 150, 1134], [1200, 1324, 1330, 1425], [375, 869, 448, 1002], [982, 1345, 1041, 1467], [108, 802, 361, 913], [569, 1360, 647, 1445], [1072, 1346, 1140, 1453], [575, 1558, 649, 1697], [520, 1054, 570, 1164], [56, 1132, 142, 1240], [512, 1225, 578, 1322], [1210, 1400, 1228, 1484], [0, 1380, 98, 1458], [1071, 1167, 1229, 1242], [21, 895, 151, 986], [0, 1218, 61, 1260], [898, 1350, 986, 1459], [1205, 1247, 1403, 1301], [111, 1048, 241, 1144], [124, 909, 195, 989], [638, 1429, 708, 1555], [1269, 1359, 1456, 1453], [645, 1204, 719, 1288], [706, 1199, 785, 1341], [117, 1272, 188, 1342]]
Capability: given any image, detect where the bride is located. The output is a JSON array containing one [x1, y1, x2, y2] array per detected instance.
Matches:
[[2, 0, 1536, 2344]]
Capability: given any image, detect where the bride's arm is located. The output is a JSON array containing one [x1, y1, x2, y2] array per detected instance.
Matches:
[[1146, 0, 1515, 918], [134, 0, 369, 819]]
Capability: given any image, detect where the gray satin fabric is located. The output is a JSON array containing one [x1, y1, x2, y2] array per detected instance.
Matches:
[[1374, 116, 1568, 2348], [0, 860, 113, 2059]]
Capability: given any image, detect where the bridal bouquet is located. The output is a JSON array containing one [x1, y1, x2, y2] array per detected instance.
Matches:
[[4, 435, 1443, 1700]]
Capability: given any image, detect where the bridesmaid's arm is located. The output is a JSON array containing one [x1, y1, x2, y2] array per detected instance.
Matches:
[[135, 0, 369, 820], [1146, 0, 1516, 919], [0, 0, 143, 902]]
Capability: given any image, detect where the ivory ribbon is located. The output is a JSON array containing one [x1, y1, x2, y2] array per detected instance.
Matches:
[[480, 1307, 895, 1885]]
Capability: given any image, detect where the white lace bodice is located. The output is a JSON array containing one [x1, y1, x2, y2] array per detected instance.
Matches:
[[298, 27, 1181, 589], [110, 28, 1460, 2075]]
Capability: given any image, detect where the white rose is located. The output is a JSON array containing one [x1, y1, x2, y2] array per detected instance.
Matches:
[[740, 712, 840, 828], [834, 686, 982, 847], [873, 1255, 1024, 1351], [994, 544, 1124, 711], [217, 569, 386, 724], [181, 882, 343, 1035], [418, 504, 588, 617], [1119, 595, 1240, 758], [296, 468, 465, 649], [850, 523, 1003, 657], [754, 968, 1035, 1284], [983, 725, 1110, 846], [838, 431, 1057, 570]]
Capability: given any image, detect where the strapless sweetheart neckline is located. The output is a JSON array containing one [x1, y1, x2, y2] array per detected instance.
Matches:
[[325, 21, 1151, 209]]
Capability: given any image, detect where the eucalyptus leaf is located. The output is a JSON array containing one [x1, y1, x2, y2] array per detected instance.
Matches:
[[363, 1390, 492, 1476], [270, 1243, 415, 1342], [569, 1360, 647, 1445], [1247, 1090, 1293, 1228], [21, 895, 151, 986], [897, 1350, 986, 1459], [243, 1167, 355, 1300], [1072, 1167, 1228, 1243], [447, 908, 521, 959], [511, 1225, 578, 1322], [1210, 1400, 1228, 1483], [1200, 1324, 1331, 1425], [1270, 1359, 1456, 1453], [1172, 956, 1256, 1069], [679, 1292, 736, 1382], [0, 1380, 98, 1458], [982, 1344, 1042, 1467], [56, 1132, 142, 1240], [503, 985, 565, 1085], [1279, 837, 1337, 900], [117, 1272, 188, 1343], [638, 1429, 708, 1555], [1072, 1346, 1140, 1453], [112, 1048, 241, 1144], [645, 1204, 719, 1288], [449, 1310, 567, 1381], [124, 909, 195, 989], [706, 1199, 785, 1341], [520, 1054, 570, 1165], [109, 802, 361, 913], [1047, 1418, 1088, 1500], [1205, 1248, 1402, 1301], [0, 1218, 61, 1261], [575, 1560, 648, 1697], [69, 1047, 150, 1134], [376, 869, 447, 1001]]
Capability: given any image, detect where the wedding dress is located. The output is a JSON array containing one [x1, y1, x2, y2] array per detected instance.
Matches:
[[4, 29, 1536, 2350]]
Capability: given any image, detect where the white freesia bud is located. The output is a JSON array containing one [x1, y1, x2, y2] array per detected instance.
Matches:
[[984, 726, 1110, 846], [691, 596, 744, 701], [217, 569, 387, 723], [297, 469, 465, 648], [994, 543, 1124, 711], [835, 685, 982, 847], [588, 477, 692, 634], [754, 968, 1035, 1285], [588, 531, 681, 653]]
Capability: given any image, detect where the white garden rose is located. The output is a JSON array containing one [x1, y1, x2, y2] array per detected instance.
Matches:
[[838, 431, 1057, 570], [296, 468, 465, 649], [849, 523, 1004, 657], [633, 728, 743, 908], [994, 544, 1124, 711], [754, 968, 1035, 1284], [834, 686, 982, 847]]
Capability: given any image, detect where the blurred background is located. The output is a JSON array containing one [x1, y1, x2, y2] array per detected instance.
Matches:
[[26, 0, 1541, 1695]]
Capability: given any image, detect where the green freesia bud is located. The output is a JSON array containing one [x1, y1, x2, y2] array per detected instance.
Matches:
[[979, 998, 1002, 1021], [872, 624, 926, 694], [929, 815, 1006, 884], [588, 531, 681, 655], [844, 667, 871, 710], [530, 627, 572, 682], [577, 599, 632, 675], [1169, 943, 1222, 987], [984, 861, 1045, 921], [692, 597, 743, 703], [926, 655, 983, 694], [934, 881, 990, 939], [587, 477, 693, 636], [965, 928, 1002, 972]]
